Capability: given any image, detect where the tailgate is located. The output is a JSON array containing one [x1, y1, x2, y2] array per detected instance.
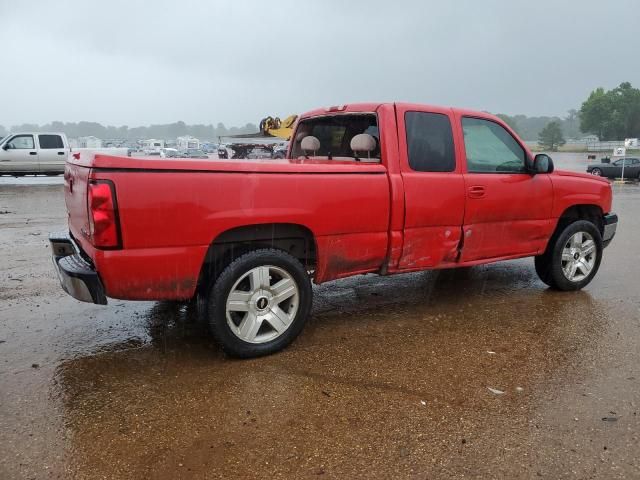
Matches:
[[63, 162, 92, 253]]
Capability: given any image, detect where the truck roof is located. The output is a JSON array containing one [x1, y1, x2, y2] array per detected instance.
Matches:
[[6, 132, 67, 136], [298, 102, 503, 124]]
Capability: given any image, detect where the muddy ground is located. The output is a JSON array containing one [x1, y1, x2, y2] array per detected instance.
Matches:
[[0, 179, 639, 479]]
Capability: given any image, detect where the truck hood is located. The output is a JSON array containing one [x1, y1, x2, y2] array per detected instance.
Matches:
[[553, 169, 609, 183], [68, 153, 387, 174]]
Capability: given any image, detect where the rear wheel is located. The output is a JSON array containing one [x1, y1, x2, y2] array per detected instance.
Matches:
[[534, 220, 603, 291], [205, 248, 312, 358]]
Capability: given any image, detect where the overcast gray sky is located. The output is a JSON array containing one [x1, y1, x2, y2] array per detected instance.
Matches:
[[1, 0, 638, 126]]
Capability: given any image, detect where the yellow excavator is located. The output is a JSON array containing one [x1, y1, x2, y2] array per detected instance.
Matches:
[[258, 114, 298, 140], [218, 114, 298, 158]]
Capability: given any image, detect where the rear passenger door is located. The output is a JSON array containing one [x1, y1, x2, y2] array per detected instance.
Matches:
[[37, 134, 67, 173], [396, 106, 465, 269], [0, 134, 39, 173]]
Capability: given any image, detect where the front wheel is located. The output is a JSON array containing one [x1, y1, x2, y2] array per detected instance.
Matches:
[[591, 168, 602, 176], [534, 220, 603, 291], [206, 249, 312, 358]]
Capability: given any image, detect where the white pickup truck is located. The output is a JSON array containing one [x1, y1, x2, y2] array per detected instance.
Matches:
[[0, 132, 128, 175]]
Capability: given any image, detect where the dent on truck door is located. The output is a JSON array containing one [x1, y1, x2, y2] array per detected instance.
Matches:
[[459, 117, 553, 261], [396, 108, 465, 269]]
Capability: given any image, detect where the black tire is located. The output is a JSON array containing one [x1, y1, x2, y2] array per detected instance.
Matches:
[[205, 248, 312, 358], [534, 220, 603, 291], [591, 168, 602, 176]]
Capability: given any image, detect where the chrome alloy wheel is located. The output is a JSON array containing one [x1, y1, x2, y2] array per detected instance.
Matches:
[[225, 265, 299, 344], [561, 231, 596, 282]]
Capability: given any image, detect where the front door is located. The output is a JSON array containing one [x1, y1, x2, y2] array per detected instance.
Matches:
[[397, 106, 465, 269], [0, 134, 39, 173], [458, 116, 553, 262]]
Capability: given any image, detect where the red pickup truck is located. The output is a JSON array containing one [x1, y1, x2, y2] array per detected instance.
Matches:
[[51, 103, 618, 357]]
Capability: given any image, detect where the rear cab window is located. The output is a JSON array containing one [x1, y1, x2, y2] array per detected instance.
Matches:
[[290, 113, 380, 162]]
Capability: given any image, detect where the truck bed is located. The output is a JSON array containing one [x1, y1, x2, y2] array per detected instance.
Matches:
[[63, 153, 391, 300]]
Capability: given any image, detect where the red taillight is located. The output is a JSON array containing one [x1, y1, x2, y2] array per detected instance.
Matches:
[[88, 180, 121, 249]]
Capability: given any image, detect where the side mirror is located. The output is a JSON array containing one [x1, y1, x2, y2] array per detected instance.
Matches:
[[532, 153, 554, 174], [1, 144, 9, 151]]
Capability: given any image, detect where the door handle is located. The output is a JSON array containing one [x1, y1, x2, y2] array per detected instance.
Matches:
[[468, 185, 486, 198], [57, 151, 65, 155], [29, 151, 37, 155]]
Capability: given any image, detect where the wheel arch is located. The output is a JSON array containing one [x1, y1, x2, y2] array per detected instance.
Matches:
[[557, 204, 604, 231], [545, 204, 604, 254], [196, 222, 317, 293]]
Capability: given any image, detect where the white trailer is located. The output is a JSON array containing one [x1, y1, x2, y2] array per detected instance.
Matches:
[[177, 136, 200, 151], [142, 139, 165, 155]]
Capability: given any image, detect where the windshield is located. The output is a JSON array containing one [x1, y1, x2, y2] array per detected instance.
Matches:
[[291, 114, 379, 160]]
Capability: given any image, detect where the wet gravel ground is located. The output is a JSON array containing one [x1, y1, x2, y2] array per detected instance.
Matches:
[[1, 178, 639, 479]]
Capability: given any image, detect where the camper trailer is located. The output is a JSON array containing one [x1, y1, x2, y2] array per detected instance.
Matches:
[[177, 136, 200, 151], [142, 139, 165, 155]]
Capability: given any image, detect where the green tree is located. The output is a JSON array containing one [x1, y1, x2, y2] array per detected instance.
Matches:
[[563, 109, 581, 139], [538, 121, 565, 151], [580, 82, 640, 140]]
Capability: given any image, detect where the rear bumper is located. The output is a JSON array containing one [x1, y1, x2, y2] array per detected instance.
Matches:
[[49, 231, 107, 305], [602, 213, 618, 248]]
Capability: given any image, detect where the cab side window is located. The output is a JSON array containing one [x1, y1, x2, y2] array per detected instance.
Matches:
[[405, 112, 455, 172], [39, 134, 64, 149], [7, 135, 35, 150], [462, 117, 526, 173]]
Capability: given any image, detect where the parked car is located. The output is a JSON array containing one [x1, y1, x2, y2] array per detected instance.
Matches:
[[587, 157, 640, 179], [1, 132, 69, 174], [201, 143, 218, 153], [272, 142, 289, 159], [160, 148, 179, 158], [0, 132, 126, 175], [246, 148, 273, 159], [179, 149, 209, 159], [51, 102, 617, 358]]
